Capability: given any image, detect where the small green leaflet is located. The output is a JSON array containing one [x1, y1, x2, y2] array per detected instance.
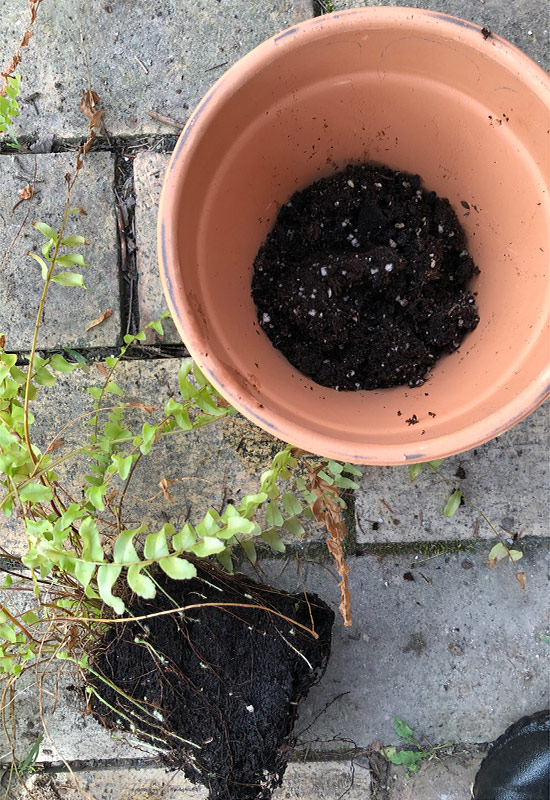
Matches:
[[19, 483, 53, 504], [33, 221, 58, 242], [381, 746, 424, 771], [127, 564, 156, 598], [487, 542, 523, 567], [27, 252, 49, 280], [144, 527, 171, 560], [159, 556, 197, 580], [393, 716, 418, 744], [261, 528, 286, 553], [113, 528, 141, 564], [443, 489, 462, 517], [60, 235, 88, 247], [51, 272, 85, 288], [97, 563, 124, 614], [409, 463, 423, 482]]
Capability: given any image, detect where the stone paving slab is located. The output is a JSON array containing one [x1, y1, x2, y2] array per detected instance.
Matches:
[[19, 760, 370, 799], [248, 543, 549, 749], [0, 153, 120, 351], [330, 0, 549, 69], [1, 0, 313, 141], [385, 752, 482, 800], [0, 357, 324, 556], [0, 669, 143, 763], [356, 403, 550, 544], [133, 153, 178, 343]]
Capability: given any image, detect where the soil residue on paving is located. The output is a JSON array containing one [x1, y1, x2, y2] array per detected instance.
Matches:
[[252, 164, 480, 391], [90, 565, 334, 800]]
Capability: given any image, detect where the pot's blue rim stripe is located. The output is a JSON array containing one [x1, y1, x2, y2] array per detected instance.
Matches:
[[274, 27, 298, 43]]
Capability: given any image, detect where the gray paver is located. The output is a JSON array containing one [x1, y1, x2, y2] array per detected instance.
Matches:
[[0, 357, 323, 556], [248, 544, 550, 748], [0, 670, 143, 763], [0, 153, 120, 350], [329, 0, 549, 69], [1, 1, 313, 140], [356, 403, 550, 544], [133, 153, 178, 343], [385, 752, 483, 800], [18, 760, 369, 799]]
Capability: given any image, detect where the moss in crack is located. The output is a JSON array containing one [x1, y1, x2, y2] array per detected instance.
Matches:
[[359, 538, 475, 559]]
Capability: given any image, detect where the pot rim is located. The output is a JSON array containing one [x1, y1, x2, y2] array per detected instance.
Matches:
[[158, 6, 550, 465]]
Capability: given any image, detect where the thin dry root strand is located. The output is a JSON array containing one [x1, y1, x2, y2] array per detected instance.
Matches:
[[307, 464, 352, 626]]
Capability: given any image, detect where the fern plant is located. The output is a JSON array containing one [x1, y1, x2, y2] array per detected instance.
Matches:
[[0, 209, 360, 684]]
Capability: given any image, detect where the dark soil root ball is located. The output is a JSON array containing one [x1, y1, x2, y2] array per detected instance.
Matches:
[[252, 163, 480, 391], [87, 563, 334, 800]]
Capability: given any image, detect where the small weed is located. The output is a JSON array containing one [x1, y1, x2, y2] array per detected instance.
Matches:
[[381, 716, 451, 778], [17, 733, 43, 776], [314, 0, 336, 16], [409, 460, 526, 586]]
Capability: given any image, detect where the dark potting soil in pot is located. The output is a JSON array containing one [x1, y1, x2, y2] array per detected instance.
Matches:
[[88, 564, 334, 800], [252, 164, 480, 390]]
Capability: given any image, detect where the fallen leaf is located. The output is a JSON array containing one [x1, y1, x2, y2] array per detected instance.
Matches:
[[89, 108, 105, 129], [78, 89, 101, 120], [125, 402, 156, 414], [46, 440, 65, 453], [0, 335, 5, 349], [29, 1, 42, 25], [104, 490, 119, 506], [487, 558, 498, 569], [515, 571, 526, 590], [85, 309, 112, 331], [75, 203, 87, 216], [95, 363, 109, 376], [159, 478, 174, 504], [19, 184, 34, 200]]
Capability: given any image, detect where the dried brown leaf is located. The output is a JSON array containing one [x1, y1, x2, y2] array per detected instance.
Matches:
[[0, 335, 5, 349], [76, 129, 97, 170], [46, 440, 65, 453], [21, 29, 33, 47], [95, 363, 109, 377], [487, 557, 498, 569], [78, 89, 101, 120], [29, 0, 43, 25], [19, 184, 34, 201], [85, 309, 112, 332], [159, 478, 174, 504], [515, 571, 526, 590], [104, 490, 119, 506], [125, 402, 156, 414], [75, 204, 87, 216], [89, 108, 105, 129], [307, 463, 352, 626]]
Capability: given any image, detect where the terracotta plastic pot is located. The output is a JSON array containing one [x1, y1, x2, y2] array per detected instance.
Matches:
[[158, 7, 549, 465]]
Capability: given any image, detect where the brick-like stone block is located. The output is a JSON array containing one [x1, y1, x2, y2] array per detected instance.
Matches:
[[0, 153, 120, 350], [133, 152, 177, 343], [356, 403, 549, 544], [249, 545, 550, 748], [386, 752, 483, 800], [1, 0, 314, 139], [22, 760, 369, 800]]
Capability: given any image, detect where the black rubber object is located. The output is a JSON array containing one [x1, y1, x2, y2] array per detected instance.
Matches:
[[472, 710, 550, 800]]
